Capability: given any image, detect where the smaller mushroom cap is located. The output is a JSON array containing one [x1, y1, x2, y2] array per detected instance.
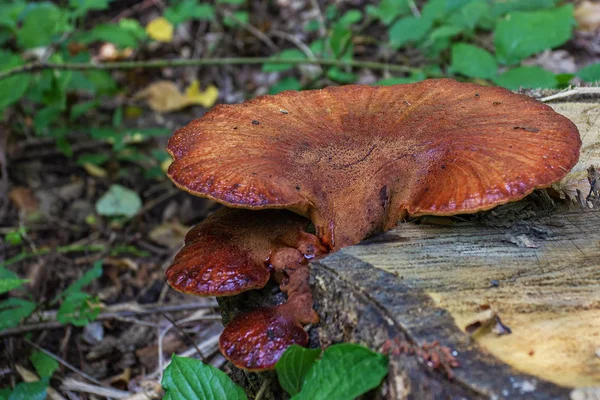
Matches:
[[166, 208, 313, 296], [219, 305, 308, 371], [168, 79, 581, 248]]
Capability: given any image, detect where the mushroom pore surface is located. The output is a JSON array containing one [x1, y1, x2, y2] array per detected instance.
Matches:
[[167, 79, 581, 249]]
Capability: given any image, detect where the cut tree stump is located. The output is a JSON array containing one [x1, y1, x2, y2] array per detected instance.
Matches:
[[220, 95, 600, 399]]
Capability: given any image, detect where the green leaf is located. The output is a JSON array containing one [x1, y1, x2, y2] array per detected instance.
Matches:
[[429, 25, 463, 41], [0, 387, 11, 400], [96, 184, 142, 218], [216, 0, 245, 4], [56, 292, 101, 326], [0, 298, 36, 330], [327, 67, 357, 84], [366, 0, 410, 25], [30, 351, 59, 378], [8, 379, 48, 400], [451, 43, 497, 80], [293, 344, 388, 400], [70, 0, 111, 15], [0, 2, 27, 30], [276, 345, 321, 396], [494, 5, 575, 65], [577, 63, 600, 83], [339, 10, 362, 27], [17, 2, 64, 49], [374, 71, 425, 86], [77, 153, 110, 166], [165, 0, 215, 25], [491, 0, 559, 17], [161, 355, 247, 400], [0, 278, 29, 294], [0, 51, 32, 113], [269, 77, 302, 95], [420, 0, 448, 23], [33, 106, 62, 135], [494, 66, 557, 90], [389, 16, 432, 49], [447, 0, 491, 30], [223, 11, 249, 28], [263, 49, 307, 72], [81, 22, 142, 48], [70, 100, 100, 121], [53, 260, 102, 304], [0, 267, 19, 280], [329, 23, 352, 57]]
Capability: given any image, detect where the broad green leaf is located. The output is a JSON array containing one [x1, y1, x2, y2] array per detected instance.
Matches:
[[445, 0, 477, 13], [0, 267, 19, 280], [0, 387, 11, 400], [374, 71, 425, 85], [216, 0, 245, 4], [325, 4, 338, 21], [96, 184, 142, 218], [161, 355, 247, 400], [70, 100, 100, 121], [165, 0, 215, 24], [494, 5, 575, 65], [0, 2, 26, 30], [81, 22, 142, 48], [389, 16, 432, 49], [58, 260, 103, 301], [0, 278, 28, 294], [263, 49, 307, 72], [366, 0, 410, 25], [329, 23, 352, 57], [0, 51, 31, 113], [0, 298, 36, 330], [77, 153, 109, 166], [577, 63, 600, 83], [339, 10, 362, 27], [327, 67, 357, 84], [118, 19, 147, 42], [17, 2, 64, 48], [223, 11, 249, 28], [420, 0, 447, 23], [447, 0, 491, 30], [56, 292, 101, 326], [556, 73, 575, 86], [276, 345, 321, 396], [8, 379, 48, 400], [70, 0, 111, 15], [491, 0, 559, 17], [429, 25, 463, 41], [451, 43, 497, 80], [293, 344, 389, 400], [494, 66, 557, 90], [30, 351, 59, 378], [269, 77, 302, 95], [33, 106, 62, 135]]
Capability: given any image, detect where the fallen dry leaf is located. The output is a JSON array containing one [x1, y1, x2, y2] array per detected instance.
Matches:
[[9, 187, 39, 215], [145, 17, 173, 42], [134, 80, 219, 112], [148, 221, 189, 249], [82, 162, 108, 178], [185, 80, 219, 108], [575, 1, 600, 32]]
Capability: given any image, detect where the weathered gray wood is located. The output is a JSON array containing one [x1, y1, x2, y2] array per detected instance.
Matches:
[[312, 203, 599, 400]]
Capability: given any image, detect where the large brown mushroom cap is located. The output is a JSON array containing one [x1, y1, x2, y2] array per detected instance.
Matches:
[[168, 79, 581, 248]]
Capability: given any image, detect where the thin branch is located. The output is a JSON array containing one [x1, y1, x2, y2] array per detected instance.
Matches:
[[0, 57, 417, 80], [540, 86, 600, 102], [0, 301, 218, 337], [24, 339, 105, 386], [160, 313, 206, 362]]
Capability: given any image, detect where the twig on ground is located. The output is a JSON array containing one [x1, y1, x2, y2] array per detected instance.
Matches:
[[0, 57, 418, 80], [61, 378, 132, 399], [0, 301, 218, 337], [24, 339, 105, 386], [218, 9, 278, 52], [254, 376, 272, 400], [160, 313, 206, 362], [541, 86, 600, 102]]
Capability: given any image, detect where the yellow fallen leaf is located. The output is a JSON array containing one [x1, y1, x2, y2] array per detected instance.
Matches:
[[185, 81, 219, 108], [146, 17, 173, 42], [134, 81, 189, 112], [575, 1, 600, 32], [134, 80, 219, 112], [83, 162, 108, 178]]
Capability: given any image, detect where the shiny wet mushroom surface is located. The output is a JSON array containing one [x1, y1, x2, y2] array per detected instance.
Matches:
[[165, 79, 581, 371]]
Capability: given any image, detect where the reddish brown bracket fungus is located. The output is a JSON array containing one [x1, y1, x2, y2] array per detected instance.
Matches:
[[166, 79, 581, 371], [166, 208, 324, 297], [167, 79, 580, 249]]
